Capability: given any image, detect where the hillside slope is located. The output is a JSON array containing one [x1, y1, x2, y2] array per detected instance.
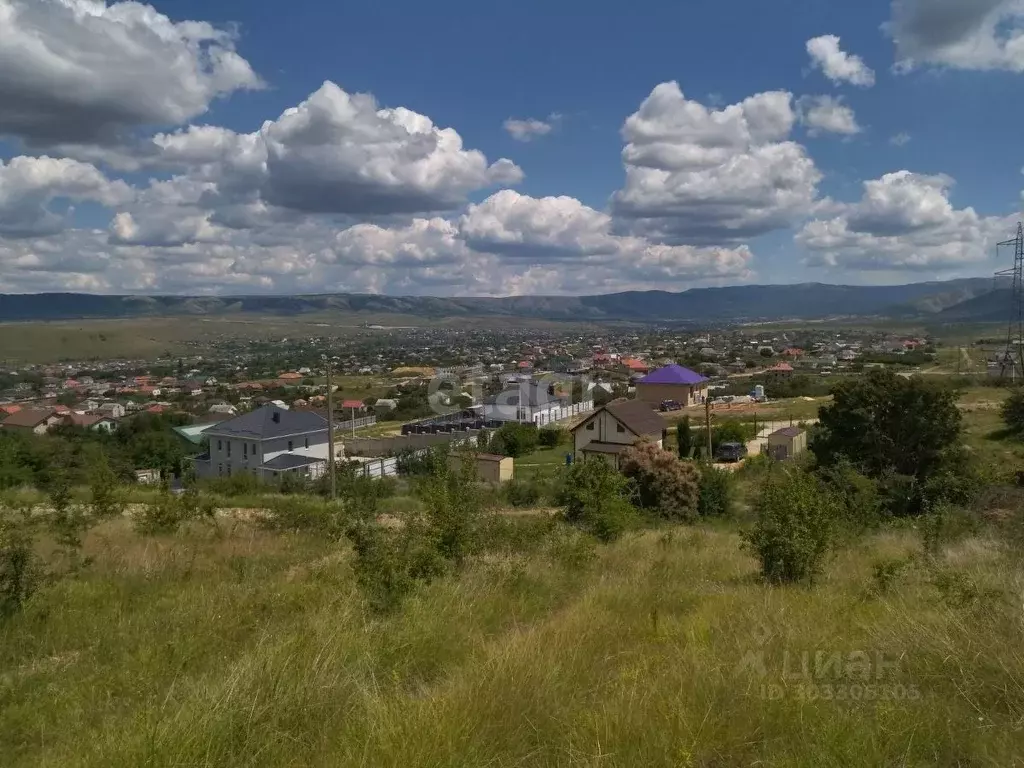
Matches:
[[0, 278, 999, 323]]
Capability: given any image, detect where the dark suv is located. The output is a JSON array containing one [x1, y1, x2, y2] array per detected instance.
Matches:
[[715, 442, 748, 463]]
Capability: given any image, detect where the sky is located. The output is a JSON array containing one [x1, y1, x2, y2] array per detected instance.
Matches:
[[1, 0, 1023, 297]]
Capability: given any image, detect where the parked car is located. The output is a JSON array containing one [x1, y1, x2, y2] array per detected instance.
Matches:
[[659, 400, 682, 412], [715, 441, 748, 463]]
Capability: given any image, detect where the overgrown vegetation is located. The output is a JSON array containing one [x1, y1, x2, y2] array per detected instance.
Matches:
[[3, 378, 1024, 764], [620, 441, 700, 521], [742, 466, 839, 583]]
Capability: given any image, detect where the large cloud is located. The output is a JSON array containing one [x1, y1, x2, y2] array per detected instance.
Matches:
[[0, 188, 754, 296], [611, 82, 821, 245], [0, 155, 132, 237], [107, 83, 524, 219], [259, 82, 523, 214], [889, 0, 1024, 71], [460, 191, 751, 278], [0, 0, 262, 145], [797, 171, 1014, 270]]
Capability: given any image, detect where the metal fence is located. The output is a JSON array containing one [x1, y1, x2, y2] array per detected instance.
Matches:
[[336, 415, 376, 431]]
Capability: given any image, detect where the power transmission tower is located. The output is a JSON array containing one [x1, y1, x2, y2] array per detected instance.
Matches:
[[997, 223, 1024, 381]]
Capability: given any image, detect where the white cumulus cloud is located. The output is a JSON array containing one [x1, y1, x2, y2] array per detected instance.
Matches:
[[611, 82, 821, 245], [806, 35, 876, 87], [503, 114, 561, 141], [0, 155, 132, 237], [798, 96, 863, 136], [0, 0, 262, 145], [797, 170, 1014, 270]]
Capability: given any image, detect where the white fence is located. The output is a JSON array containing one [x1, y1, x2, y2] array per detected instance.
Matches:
[[336, 415, 376, 431], [352, 456, 398, 478], [534, 400, 594, 426]]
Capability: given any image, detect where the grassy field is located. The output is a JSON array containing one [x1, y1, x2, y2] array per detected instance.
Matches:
[[0, 313, 622, 363], [2, 512, 1023, 766]]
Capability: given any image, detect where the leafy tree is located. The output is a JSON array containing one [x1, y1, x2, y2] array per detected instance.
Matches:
[[620, 441, 700, 521], [87, 448, 124, 520], [676, 417, 692, 459], [0, 509, 42, 618], [1002, 388, 1024, 435], [491, 422, 539, 458], [698, 464, 734, 517], [742, 467, 839, 583], [557, 459, 637, 542], [812, 370, 968, 515], [538, 427, 567, 449], [419, 449, 485, 567]]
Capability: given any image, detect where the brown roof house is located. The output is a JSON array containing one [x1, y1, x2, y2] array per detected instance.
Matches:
[[64, 413, 118, 433], [570, 399, 667, 469], [0, 408, 62, 435]]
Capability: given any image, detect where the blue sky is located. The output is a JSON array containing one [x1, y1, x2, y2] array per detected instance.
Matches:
[[0, 0, 1022, 296]]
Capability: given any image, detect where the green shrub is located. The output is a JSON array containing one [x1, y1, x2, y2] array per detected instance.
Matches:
[[1001, 387, 1024, 435], [545, 523, 598, 570], [677, 417, 692, 459], [0, 513, 42, 618], [87, 448, 124, 520], [478, 514, 557, 555], [490, 423, 540, 458], [557, 459, 637, 542], [134, 480, 213, 536], [202, 472, 267, 497], [818, 460, 883, 530], [697, 464, 734, 517], [502, 477, 548, 508], [347, 517, 446, 613], [538, 427, 567, 449], [418, 451, 485, 567], [620, 442, 700, 522], [259, 498, 348, 540], [871, 555, 917, 593], [920, 503, 980, 558], [741, 467, 839, 583]]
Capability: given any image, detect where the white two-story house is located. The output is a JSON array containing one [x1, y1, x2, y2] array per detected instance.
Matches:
[[193, 404, 342, 480], [570, 399, 667, 469]]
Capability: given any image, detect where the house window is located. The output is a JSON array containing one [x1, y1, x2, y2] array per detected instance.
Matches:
[[586, 422, 594, 431], [218, 463, 223, 476], [288, 440, 294, 451], [226, 441, 231, 457], [253, 443, 257, 455], [243, 443, 248, 458], [226, 465, 231, 476], [616, 423, 626, 433], [217, 439, 222, 451]]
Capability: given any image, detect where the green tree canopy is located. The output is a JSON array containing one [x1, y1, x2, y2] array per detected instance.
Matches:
[[811, 370, 967, 513]]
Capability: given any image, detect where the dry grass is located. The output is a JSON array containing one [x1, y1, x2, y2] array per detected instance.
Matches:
[[2, 512, 1024, 766]]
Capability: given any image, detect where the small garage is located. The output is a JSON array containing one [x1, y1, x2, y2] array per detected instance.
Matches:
[[448, 452, 515, 483], [767, 426, 807, 461]]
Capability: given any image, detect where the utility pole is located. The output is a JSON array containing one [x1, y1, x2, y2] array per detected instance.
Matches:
[[704, 396, 712, 460], [323, 353, 336, 501]]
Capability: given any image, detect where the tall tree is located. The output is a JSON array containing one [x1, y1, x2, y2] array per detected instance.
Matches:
[[812, 370, 968, 513], [677, 417, 692, 459]]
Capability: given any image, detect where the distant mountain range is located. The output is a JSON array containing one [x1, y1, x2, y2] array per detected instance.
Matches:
[[0, 278, 1010, 324]]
